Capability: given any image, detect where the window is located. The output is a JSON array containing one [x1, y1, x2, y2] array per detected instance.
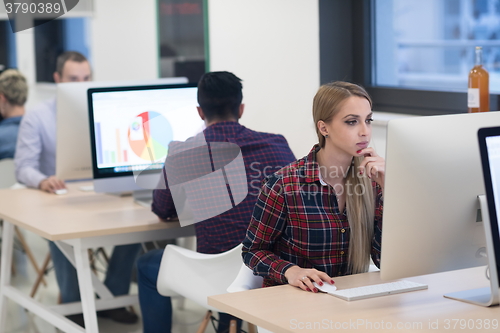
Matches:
[[374, 0, 500, 92], [157, 0, 207, 83], [34, 18, 90, 82], [319, 0, 500, 115], [0, 20, 17, 71]]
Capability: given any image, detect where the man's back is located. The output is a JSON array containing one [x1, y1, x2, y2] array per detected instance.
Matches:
[[0, 116, 22, 160], [153, 121, 295, 254]]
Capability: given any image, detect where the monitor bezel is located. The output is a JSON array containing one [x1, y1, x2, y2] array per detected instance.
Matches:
[[379, 112, 500, 281], [477, 126, 500, 288], [87, 82, 198, 180]]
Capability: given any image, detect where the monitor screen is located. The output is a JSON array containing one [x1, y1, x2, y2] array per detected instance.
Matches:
[[380, 112, 500, 282], [87, 83, 204, 193], [56, 77, 188, 181], [478, 127, 500, 288]]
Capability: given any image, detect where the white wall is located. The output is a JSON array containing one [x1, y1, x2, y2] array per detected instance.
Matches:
[[90, 0, 158, 81], [371, 112, 418, 159], [207, 0, 320, 157], [23, 0, 159, 108]]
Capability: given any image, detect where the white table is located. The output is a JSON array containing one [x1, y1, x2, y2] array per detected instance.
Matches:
[[0, 182, 194, 333], [209, 266, 500, 333]]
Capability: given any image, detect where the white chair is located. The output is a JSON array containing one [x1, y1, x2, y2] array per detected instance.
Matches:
[[157, 243, 244, 333], [227, 264, 272, 333], [227, 263, 263, 293]]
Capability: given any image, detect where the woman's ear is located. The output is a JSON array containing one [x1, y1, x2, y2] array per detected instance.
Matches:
[[317, 120, 329, 137]]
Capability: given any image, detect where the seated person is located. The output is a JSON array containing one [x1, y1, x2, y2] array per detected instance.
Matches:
[[14, 51, 140, 326], [137, 71, 296, 333], [0, 69, 27, 160], [242, 81, 385, 291]]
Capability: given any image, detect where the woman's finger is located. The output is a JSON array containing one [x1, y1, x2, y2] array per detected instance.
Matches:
[[357, 147, 378, 157]]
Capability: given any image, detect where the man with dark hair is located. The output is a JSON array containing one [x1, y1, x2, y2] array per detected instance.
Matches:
[[137, 71, 296, 333], [196, 71, 243, 121], [14, 51, 140, 326]]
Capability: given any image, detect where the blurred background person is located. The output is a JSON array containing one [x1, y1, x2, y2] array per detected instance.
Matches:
[[0, 69, 27, 160]]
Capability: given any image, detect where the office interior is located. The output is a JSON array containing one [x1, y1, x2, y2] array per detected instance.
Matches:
[[1, 1, 500, 333]]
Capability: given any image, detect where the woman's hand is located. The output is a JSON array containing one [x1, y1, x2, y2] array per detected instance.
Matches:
[[357, 147, 385, 189], [284, 266, 334, 293]]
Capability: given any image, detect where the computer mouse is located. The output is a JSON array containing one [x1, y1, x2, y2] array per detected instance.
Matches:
[[313, 281, 337, 294], [54, 189, 68, 195]]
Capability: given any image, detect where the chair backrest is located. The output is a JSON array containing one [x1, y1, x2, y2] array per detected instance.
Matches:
[[157, 243, 244, 311], [227, 263, 263, 293], [227, 263, 273, 333], [0, 158, 16, 189]]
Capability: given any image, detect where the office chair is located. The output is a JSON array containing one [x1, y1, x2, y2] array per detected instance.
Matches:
[[227, 264, 270, 333], [157, 243, 244, 333]]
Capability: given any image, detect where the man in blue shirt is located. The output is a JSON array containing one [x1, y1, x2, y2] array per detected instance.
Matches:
[[137, 71, 296, 333], [0, 69, 27, 160], [14, 51, 140, 326]]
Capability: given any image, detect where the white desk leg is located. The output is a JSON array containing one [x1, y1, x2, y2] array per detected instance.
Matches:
[[73, 239, 99, 333], [55, 241, 113, 300], [0, 221, 14, 333]]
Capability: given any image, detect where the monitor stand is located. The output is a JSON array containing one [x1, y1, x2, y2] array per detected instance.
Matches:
[[444, 195, 500, 306], [133, 189, 153, 208]]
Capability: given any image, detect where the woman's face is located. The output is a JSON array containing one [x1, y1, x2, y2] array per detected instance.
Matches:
[[322, 96, 373, 157]]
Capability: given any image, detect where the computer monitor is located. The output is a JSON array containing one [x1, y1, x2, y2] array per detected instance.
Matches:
[[380, 111, 500, 306], [474, 126, 500, 305], [56, 77, 188, 181], [87, 83, 204, 203]]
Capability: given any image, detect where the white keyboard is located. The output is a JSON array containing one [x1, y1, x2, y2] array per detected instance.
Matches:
[[329, 280, 428, 301]]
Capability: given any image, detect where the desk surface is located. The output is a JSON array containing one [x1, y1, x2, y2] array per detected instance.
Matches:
[[0, 182, 183, 240], [209, 266, 499, 333]]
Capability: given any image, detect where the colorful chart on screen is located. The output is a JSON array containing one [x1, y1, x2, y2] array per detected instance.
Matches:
[[128, 111, 173, 161]]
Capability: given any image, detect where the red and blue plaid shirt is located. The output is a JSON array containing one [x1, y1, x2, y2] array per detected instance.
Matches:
[[242, 145, 383, 287], [152, 121, 296, 254]]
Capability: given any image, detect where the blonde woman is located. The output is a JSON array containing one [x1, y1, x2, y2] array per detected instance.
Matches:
[[242, 81, 385, 292], [0, 69, 28, 160]]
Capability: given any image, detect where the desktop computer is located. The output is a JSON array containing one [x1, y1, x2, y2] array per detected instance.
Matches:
[[56, 77, 188, 181], [381, 111, 500, 306], [87, 83, 204, 204], [470, 126, 500, 306]]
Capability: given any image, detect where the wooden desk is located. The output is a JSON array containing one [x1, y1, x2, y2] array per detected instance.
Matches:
[[209, 267, 500, 333], [0, 182, 195, 333]]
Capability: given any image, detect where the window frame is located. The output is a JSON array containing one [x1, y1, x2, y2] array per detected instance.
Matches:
[[320, 0, 500, 116]]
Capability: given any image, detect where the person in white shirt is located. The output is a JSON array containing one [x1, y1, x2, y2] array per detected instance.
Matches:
[[15, 51, 140, 326]]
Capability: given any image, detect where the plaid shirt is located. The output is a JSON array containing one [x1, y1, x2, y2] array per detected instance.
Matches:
[[242, 145, 383, 287], [152, 121, 296, 254]]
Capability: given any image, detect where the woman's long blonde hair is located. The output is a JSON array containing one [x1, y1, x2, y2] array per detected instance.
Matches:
[[313, 81, 375, 274]]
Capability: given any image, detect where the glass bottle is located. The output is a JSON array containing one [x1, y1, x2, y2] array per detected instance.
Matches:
[[468, 46, 489, 113]]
